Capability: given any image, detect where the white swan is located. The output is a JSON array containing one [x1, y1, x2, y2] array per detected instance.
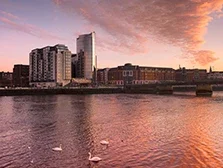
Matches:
[[52, 144, 62, 151], [100, 140, 109, 145], [88, 152, 102, 162]]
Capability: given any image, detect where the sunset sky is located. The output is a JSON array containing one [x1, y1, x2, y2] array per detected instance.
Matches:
[[0, 0, 223, 72]]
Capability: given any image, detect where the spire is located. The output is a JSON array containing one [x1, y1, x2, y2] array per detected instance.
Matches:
[[209, 66, 212, 73]]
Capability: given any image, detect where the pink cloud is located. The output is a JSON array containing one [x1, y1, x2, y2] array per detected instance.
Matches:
[[193, 50, 219, 65], [0, 10, 20, 20], [0, 10, 65, 41], [53, 0, 223, 65]]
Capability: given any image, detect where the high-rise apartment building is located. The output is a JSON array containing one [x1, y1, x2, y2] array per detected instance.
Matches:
[[29, 44, 71, 87], [13, 64, 29, 87], [76, 32, 96, 81]]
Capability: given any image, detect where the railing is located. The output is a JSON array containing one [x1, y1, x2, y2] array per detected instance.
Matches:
[[154, 79, 223, 86]]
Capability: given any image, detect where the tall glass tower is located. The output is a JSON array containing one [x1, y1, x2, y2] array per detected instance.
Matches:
[[76, 32, 96, 81]]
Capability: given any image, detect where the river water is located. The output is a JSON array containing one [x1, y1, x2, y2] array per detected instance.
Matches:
[[1, 93, 223, 168]]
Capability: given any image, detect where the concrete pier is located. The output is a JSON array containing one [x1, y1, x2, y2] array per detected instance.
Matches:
[[196, 84, 213, 96]]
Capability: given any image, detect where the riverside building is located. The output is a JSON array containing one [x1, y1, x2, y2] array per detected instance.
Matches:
[[0, 71, 13, 87], [175, 67, 207, 81], [75, 32, 97, 82], [13, 64, 29, 87], [29, 44, 72, 87], [97, 68, 110, 85], [107, 63, 175, 86]]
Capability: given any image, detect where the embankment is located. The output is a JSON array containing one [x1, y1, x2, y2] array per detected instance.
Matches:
[[0, 88, 124, 96]]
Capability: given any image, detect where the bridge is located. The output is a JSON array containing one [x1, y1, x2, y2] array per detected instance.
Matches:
[[157, 79, 223, 86], [125, 79, 223, 96]]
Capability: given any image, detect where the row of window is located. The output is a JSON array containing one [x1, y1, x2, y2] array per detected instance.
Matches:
[[110, 80, 162, 85], [123, 71, 133, 76]]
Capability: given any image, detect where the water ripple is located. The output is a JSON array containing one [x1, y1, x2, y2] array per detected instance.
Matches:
[[0, 94, 223, 167]]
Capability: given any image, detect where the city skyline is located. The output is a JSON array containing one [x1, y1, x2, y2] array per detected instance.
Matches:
[[1, 0, 223, 72]]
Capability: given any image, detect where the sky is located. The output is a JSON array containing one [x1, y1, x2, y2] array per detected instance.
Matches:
[[0, 0, 223, 72]]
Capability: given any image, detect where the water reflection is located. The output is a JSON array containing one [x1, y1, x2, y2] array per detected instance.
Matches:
[[68, 95, 95, 168], [184, 98, 223, 167], [1, 93, 223, 167]]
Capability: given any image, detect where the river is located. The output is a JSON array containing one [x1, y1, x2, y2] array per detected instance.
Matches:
[[1, 92, 223, 168]]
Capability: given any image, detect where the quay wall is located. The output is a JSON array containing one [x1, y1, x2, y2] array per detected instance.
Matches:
[[173, 86, 223, 92], [0, 88, 124, 96], [0, 86, 222, 96]]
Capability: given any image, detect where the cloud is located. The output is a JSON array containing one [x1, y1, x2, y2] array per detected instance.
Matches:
[[193, 50, 219, 65], [53, 0, 223, 65], [0, 10, 64, 41], [0, 10, 20, 20]]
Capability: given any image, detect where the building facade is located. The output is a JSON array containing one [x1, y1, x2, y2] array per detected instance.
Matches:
[[108, 63, 175, 86], [71, 54, 78, 78], [29, 44, 71, 87], [76, 32, 96, 81], [175, 67, 207, 82], [97, 68, 110, 85], [208, 71, 223, 79], [13, 64, 29, 87], [0, 71, 13, 87]]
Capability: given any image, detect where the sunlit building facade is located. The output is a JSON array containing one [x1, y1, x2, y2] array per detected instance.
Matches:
[[29, 44, 71, 87], [108, 63, 175, 86], [76, 32, 96, 81]]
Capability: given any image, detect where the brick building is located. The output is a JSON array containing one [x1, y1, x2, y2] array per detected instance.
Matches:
[[175, 67, 207, 82], [0, 72, 13, 87], [107, 63, 175, 86], [13, 64, 29, 87], [97, 68, 110, 85]]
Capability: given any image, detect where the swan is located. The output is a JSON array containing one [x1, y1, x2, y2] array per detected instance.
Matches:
[[52, 144, 62, 151], [88, 152, 102, 162], [100, 140, 109, 145]]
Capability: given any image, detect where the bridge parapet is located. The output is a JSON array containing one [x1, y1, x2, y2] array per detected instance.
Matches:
[[156, 85, 173, 95], [158, 79, 223, 86]]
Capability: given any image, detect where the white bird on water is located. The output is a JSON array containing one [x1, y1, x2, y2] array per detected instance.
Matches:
[[88, 152, 102, 162], [100, 140, 109, 145], [52, 144, 62, 151]]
